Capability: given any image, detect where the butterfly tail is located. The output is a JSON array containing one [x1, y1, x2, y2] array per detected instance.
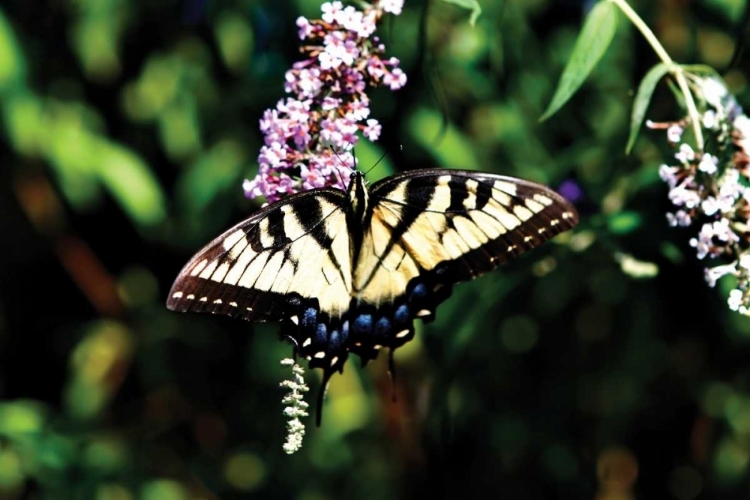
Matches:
[[315, 369, 334, 427]]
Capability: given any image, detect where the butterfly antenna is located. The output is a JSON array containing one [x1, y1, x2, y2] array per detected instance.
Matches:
[[363, 150, 390, 177], [328, 146, 354, 189]]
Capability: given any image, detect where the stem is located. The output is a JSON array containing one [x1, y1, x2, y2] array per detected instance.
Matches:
[[608, 0, 704, 150]]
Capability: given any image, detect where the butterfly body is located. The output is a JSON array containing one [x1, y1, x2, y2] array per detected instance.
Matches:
[[167, 168, 578, 412]]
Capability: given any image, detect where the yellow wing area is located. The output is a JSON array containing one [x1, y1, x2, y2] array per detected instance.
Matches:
[[168, 190, 354, 321]]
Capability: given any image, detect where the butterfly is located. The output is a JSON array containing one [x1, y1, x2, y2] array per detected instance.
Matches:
[[167, 168, 579, 422]]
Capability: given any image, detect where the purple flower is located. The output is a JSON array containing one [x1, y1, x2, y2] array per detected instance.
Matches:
[[321, 1, 344, 23], [380, 0, 403, 15], [666, 210, 691, 227], [658, 164, 680, 188], [667, 124, 684, 143], [296, 17, 314, 39], [363, 119, 382, 141], [383, 67, 407, 90], [668, 181, 701, 208], [698, 154, 718, 174], [244, 0, 406, 204], [705, 264, 737, 288]]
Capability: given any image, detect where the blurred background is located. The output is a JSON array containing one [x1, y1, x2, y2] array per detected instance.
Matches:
[[1, 0, 749, 498]]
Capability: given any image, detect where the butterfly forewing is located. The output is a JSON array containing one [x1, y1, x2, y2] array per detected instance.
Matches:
[[167, 189, 353, 323], [354, 169, 578, 301]]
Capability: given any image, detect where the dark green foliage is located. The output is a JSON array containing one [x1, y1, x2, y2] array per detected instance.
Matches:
[[1, 1, 749, 499]]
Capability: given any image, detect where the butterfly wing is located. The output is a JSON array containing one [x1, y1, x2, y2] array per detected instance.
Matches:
[[167, 189, 354, 325], [348, 169, 578, 358]]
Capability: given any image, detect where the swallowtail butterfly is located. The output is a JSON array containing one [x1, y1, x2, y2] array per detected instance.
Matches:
[[167, 169, 579, 421]]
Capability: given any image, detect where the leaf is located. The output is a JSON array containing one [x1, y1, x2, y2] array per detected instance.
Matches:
[[660, 242, 684, 264], [176, 139, 246, 215], [96, 143, 167, 227], [540, 1, 618, 121], [441, 0, 482, 26], [407, 108, 480, 170], [0, 10, 26, 93], [680, 64, 722, 78], [626, 62, 670, 154], [608, 211, 641, 235]]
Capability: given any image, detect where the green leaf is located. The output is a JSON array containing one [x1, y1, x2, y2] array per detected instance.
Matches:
[[407, 108, 480, 170], [441, 0, 482, 25], [540, 1, 617, 121], [96, 143, 167, 227], [680, 64, 722, 78], [660, 242, 684, 264], [2, 92, 43, 156], [0, 10, 26, 93], [608, 211, 641, 235], [0, 401, 47, 436], [176, 139, 246, 215], [215, 11, 255, 73], [626, 62, 670, 154]]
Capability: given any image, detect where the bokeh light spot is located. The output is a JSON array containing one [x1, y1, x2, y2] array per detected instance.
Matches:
[[0, 447, 24, 489], [96, 483, 133, 500], [224, 452, 266, 491], [141, 480, 188, 500], [668, 465, 703, 500], [215, 12, 254, 73], [0, 401, 45, 435], [543, 443, 579, 481], [702, 382, 733, 417], [596, 447, 638, 495], [500, 315, 539, 353], [714, 437, 750, 485]]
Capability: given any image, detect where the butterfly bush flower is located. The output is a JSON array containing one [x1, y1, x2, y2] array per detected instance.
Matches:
[[243, 0, 406, 203], [279, 358, 310, 454], [649, 76, 750, 314]]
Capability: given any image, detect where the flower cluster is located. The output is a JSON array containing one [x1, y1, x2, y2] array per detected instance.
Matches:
[[243, 0, 406, 203], [651, 76, 750, 314], [279, 358, 310, 454]]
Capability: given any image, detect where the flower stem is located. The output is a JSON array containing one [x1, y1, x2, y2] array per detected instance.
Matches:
[[608, 0, 704, 150]]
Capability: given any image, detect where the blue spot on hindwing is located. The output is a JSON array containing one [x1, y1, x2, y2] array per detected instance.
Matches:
[[315, 322, 327, 344], [341, 320, 349, 339], [329, 329, 340, 349], [394, 304, 410, 325], [410, 283, 427, 302], [353, 314, 373, 335], [375, 317, 391, 340], [302, 307, 317, 329]]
